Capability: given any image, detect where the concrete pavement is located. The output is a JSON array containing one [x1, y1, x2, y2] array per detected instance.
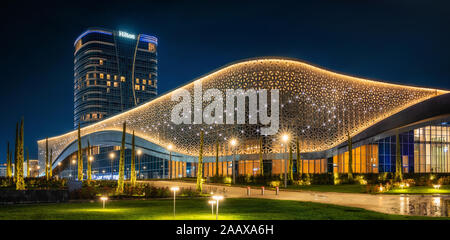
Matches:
[[142, 180, 449, 217]]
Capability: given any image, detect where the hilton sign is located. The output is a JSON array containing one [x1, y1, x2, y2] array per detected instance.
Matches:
[[118, 31, 136, 39]]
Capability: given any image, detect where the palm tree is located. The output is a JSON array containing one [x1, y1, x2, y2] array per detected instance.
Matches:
[[130, 131, 136, 187], [87, 140, 92, 185], [288, 144, 293, 181], [347, 133, 353, 182], [395, 132, 403, 182], [49, 149, 53, 178], [77, 123, 83, 181], [45, 137, 49, 180], [215, 138, 219, 179], [6, 142, 12, 178], [259, 137, 264, 176], [116, 122, 126, 193], [196, 131, 204, 192], [296, 138, 302, 179], [26, 148, 30, 178], [15, 118, 25, 190]]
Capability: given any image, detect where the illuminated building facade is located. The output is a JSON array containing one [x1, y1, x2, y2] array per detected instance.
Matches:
[[74, 28, 158, 128], [40, 58, 450, 179]]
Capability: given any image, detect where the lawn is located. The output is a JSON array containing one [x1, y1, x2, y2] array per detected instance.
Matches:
[[0, 198, 446, 220], [285, 184, 367, 193], [386, 185, 450, 194]]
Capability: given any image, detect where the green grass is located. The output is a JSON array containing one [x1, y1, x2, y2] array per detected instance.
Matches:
[[285, 184, 367, 193], [386, 185, 450, 194], [0, 198, 447, 220]]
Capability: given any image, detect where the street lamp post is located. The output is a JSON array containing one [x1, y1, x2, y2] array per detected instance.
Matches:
[[71, 159, 76, 180], [230, 139, 237, 184], [282, 134, 290, 188], [109, 152, 115, 180], [212, 195, 224, 220], [137, 149, 142, 179], [170, 186, 179, 218]]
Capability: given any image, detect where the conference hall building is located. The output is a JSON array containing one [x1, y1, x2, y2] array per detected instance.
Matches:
[[38, 58, 450, 180]]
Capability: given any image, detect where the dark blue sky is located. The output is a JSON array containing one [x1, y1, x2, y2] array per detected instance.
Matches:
[[1, 0, 449, 162]]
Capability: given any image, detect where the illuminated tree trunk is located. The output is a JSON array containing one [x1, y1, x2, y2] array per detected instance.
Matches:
[[395, 132, 403, 182], [296, 138, 302, 179], [130, 131, 136, 187], [215, 139, 219, 178], [26, 148, 30, 178], [6, 142, 12, 178], [347, 133, 353, 182], [45, 137, 49, 180], [196, 131, 204, 192], [288, 144, 293, 181], [14, 122, 18, 182], [49, 149, 53, 178], [117, 122, 126, 194], [87, 140, 92, 185], [259, 138, 264, 176], [77, 123, 83, 181], [15, 119, 25, 190]]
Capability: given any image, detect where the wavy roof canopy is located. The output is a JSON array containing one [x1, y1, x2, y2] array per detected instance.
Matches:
[[38, 58, 447, 163]]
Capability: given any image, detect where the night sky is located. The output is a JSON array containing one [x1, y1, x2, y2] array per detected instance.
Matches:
[[1, 0, 449, 162]]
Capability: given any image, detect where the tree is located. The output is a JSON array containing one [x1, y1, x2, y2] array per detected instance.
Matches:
[[288, 144, 293, 181], [259, 137, 264, 176], [196, 130, 204, 192], [26, 148, 30, 178], [15, 118, 25, 190], [87, 140, 92, 185], [6, 142, 12, 178], [296, 138, 302, 179], [14, 122, 18, 182], [395, 132, 403, 182], [130, 131, 136, 187], [45, 137, 49, 180], [215, 138, 219, 178], [77, 123, 83, 181], [117, 122, 126, 193], [49, 149, 53, 178], [347, 133, 353, 182]]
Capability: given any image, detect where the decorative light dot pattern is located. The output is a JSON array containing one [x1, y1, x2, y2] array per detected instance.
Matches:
[[38, 58, 447, 164]]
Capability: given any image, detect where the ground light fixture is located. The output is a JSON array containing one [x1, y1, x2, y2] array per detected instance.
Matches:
[[433, 184, 441, 190], [170, 186, 180, 218], [208, 200, 216, 216], [100, 196, 108, 209], [212, 195, 224, 220]]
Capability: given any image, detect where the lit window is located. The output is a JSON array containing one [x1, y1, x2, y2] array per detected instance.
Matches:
[[106, 88, 110, 93], [86, 81, 90, 86], [107, 81, 111, 87], [93, 73, 96, 78], [136, 78, 139, 84], [99, 59, 103, 65], [120, 76, 125, 82], [148, 80, 152, 85], [114, 82, 118, 87], [100, 73, 104, 79], [142, 85, 145, 91], [86, 73, 89, 79], [107, 74, 110, 80], [114, 75, 118, 81], [148, 43, 156, 52], [143, 79, 147, 85], [135, 85, 140, 90]]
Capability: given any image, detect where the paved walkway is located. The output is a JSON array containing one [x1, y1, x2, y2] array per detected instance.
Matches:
[[142, 180, 449, 217]]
